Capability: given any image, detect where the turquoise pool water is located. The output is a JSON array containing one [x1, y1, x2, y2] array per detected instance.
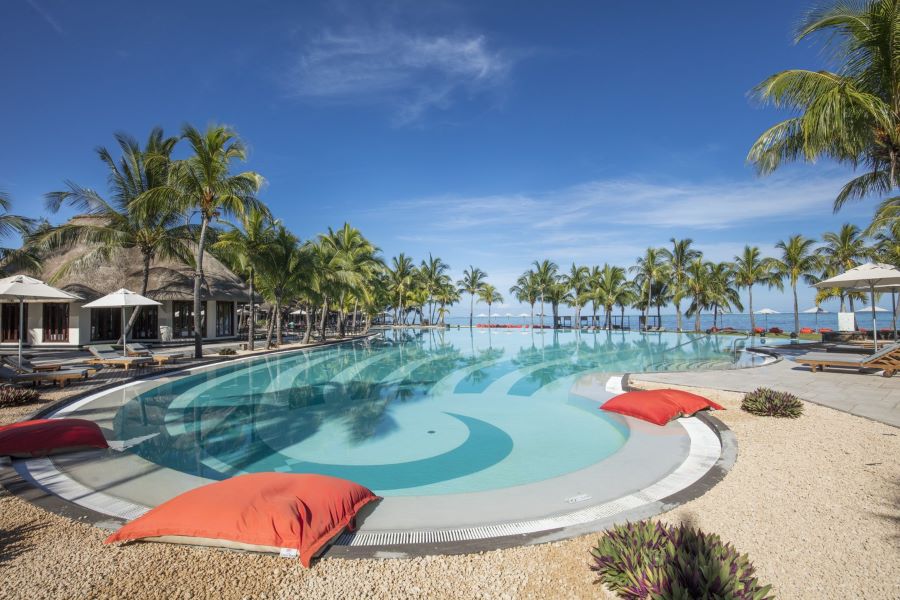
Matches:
[[112, 329, 762, 496]]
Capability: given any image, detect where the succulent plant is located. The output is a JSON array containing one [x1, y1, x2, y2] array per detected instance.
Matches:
[[590, 520, 773, 600], [741, 387, 803, 418], [0, 384, 41, 408]]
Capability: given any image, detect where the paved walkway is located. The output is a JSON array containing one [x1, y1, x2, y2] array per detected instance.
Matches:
[[630, 346, 900, 428]]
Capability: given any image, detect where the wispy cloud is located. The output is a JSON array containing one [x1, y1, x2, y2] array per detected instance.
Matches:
[[26, 0, 62, 34], [286, 26, 513, 124]]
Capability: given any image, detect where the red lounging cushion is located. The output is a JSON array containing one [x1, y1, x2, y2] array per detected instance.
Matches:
[[601, 389, 723, 426], [0, 418, 108, 457], [105, 473, 380, 567]]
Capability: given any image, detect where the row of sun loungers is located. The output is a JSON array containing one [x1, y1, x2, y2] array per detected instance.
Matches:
[[795, 343, 899, 377]]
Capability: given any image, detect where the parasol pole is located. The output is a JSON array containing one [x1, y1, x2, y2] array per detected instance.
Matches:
[[870, 283, 878, 351], [18, 298, 24, 365]]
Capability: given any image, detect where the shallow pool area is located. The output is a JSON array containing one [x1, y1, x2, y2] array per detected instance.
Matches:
[[14, 328, 752, 551]]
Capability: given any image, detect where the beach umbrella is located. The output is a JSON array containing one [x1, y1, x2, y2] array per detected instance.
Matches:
[[0, 275, 80, 364], [854, 305, 888, 312], [754, 307, 778, 330], [476, 313, 487, 317], [814, 262, 900, 349], [82, 289, 161, 356], [289, 309, 307, 315], [802, 305, 828, 326]]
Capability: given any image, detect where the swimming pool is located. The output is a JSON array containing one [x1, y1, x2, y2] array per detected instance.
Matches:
[[22, 328, 754, 550]]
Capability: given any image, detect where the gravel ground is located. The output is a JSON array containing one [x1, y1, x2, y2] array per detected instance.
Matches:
[[0, 385, 898, 599]]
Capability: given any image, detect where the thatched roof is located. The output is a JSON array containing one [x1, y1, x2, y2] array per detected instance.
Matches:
[[25, 217, 250, 303]]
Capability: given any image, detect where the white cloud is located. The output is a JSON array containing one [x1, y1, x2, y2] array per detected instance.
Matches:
[[287, 26, 512, 124]]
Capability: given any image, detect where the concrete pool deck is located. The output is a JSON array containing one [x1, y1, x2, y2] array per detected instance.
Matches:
[[630, 344, 900, 427]]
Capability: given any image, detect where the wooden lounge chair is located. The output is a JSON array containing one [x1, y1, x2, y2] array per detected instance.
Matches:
[[87, 345, 152, 371], [795, 343, 900, 377], [125, 343, 184, 365], [3, 355, 98, 376], [0, 365, 85, 388]]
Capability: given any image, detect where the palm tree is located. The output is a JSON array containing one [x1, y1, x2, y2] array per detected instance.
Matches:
[[457, 266, 487, 327], [732, 245, 782, 331], [255, 225, 308, 347], [707, 262, 744, 330], [663, 238, 699, 331], [772, 235, 822, 333], [213, 208, 275, 350], [748, 0, 900, 210], [420, 253, 450, 324], [320, 223, 381, 336], [388, 253, 415, 325], [684, 258, 714, 332], [630, 247, 667, 328], [133, 124, 265, 358], [509, 272, 539, 326], [434, 281, 460, 326], [595, 264, 628, 330], [531, 259, 559, 327], [0, 191, 39, 275], [821, 224, 872, 311], [38, 129, 194, 338], [477, 283, 503, 325], [562, 263, 590, 329]]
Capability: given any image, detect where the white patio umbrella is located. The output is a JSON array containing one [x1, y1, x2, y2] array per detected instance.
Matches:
[[802, 305, 828, 327], [754, 308, 779, 330], [289, 309, 307, 315], [854, 305, 888, 312], [814, 262, 900, 349], [82, 289, 161, 356], [0, 275, 80, 364]]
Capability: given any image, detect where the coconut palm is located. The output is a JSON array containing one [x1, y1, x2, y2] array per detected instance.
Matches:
[[531, 259, 559, 327], [38, 129, 194, 337], [684, 259, 714, 332], [707, 262, 744, 330], [420, 254, 450, 324], [509, 272, 539, 326], [133, 124, 265, 357], [663, 238, 700, 331], [387, 253, 415, 325], [562, 263, 590, 329], [477, 283, 503, 325], [732, 245, 782, 331], [457, 266, 487, 327], [821, 224, 872, 311], [434, 281, 460, 326], [320, 223, 381, 336], [213, 208, 276, 350], [0, 191, 39, 275], [255, 225, 310, 347], [748, 0, 900, 211], [594, 264, 628, 330], [771, 235, 822, 333], [630, 247, 668, 328]]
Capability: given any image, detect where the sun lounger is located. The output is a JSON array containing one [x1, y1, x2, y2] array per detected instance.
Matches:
[[3, 355, 98, 376], [795, 343, 900, 377], [0, 365, 86, 387], [87, 345, 152, 371], [125, 343, 184, 365]]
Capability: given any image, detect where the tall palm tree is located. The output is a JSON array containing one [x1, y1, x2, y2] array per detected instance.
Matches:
[[0, 191, 39, 275], [562, 263, 590, 329], [255, 225, 309, 347], [685, 258, 714, 332], [663, 238, 700, 331], [748, 0, 900, 210], [772, 235, 822, 333], [388, 253, 415, 325], [732, 245, 782, 331], [420, 253, 450, 324], [133, 124, 265, 357], [707, 262, 744, 329], [821, 224, 872, 311], [630, 247, 667, 328], [434, 281, 460, 326], [457, 266, 487, 328], [38, 129, 194, 338], [531, 259, 559, 327], [477, 283, 503, 325], [213, 208, 275, 350], [320, 223, 381, 336], [509, 272, 539, 326], [595, 264, 628, 330]]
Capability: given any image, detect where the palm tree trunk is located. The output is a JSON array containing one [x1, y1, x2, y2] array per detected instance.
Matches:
[[264, 310, 275, 348], [318, 298, 328, 340], [469, 294, 474, 328], [792, 283, 800, 333], [530, 303, 534, 327], [695, 309, 701, 332], [351, 299, 359, 333], [748, 286, 755, 331], [248, 270, 255, 351], [302, 306, 314, 344], [125, 252, 152, 338], [675, 300, 682, 332], [192, 216, 210, 358], [540, 292, 545, 328], [275, 300, 283, 346]]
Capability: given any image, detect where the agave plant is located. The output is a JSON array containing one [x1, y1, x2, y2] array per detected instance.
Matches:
[[741, 387, 804, 418], [591, 520, 773, 600]]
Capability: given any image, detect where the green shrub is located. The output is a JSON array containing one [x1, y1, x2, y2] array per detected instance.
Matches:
[[218, 348, 237, 356], [741, 387, 803, 418], [0, 385, 41, 408], [591, 520, 772, 600]]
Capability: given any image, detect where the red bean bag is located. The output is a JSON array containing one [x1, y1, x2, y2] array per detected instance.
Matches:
[[753, 327, 765, 334], [799, 328, 814, 334], [768, 327, 783, 334], [601, 389, 723, 426], [0, 418, 108, 457], [818, 328, 832, 333], [105, 473, 380, 567]]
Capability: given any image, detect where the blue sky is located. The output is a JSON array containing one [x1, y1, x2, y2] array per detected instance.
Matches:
[[0, 0, 883, 315]]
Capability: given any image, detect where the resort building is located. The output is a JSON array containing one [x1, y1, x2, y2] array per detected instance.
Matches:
[[2, 218, 250, 348]]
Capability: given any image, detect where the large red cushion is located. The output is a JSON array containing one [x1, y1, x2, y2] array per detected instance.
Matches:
[[105, 473, 381, 567], [601, 389, 723, 425], [0, 418, 108, 457]]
